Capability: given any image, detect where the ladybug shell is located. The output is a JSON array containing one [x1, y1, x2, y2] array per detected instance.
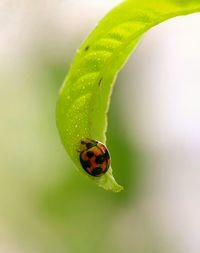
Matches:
[[79, 139, 110, 177]]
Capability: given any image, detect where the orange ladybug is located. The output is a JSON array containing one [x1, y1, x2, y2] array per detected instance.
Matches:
[[79, 139, 110, 177]]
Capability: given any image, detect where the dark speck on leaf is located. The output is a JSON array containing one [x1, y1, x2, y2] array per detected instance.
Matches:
[[84, 45, 90, 51], [98, 78, 102, 86]]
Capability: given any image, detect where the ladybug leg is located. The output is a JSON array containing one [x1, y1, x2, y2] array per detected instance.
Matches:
[[77, 148, 85, 153]]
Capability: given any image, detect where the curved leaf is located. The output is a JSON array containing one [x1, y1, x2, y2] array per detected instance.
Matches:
[[56, 0, 200, 192]]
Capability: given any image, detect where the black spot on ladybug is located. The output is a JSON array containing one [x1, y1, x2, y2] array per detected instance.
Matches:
[[98, 78, 102, 86], [91, 167, 102, 176], [95, 155, 105, 164], [87, 151, 94, 158], [80, 158, 90, 171], [104, 149, 110, 160], [84, 45, 90, 51]]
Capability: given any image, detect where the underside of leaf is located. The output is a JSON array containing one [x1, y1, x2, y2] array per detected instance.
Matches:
[[56, 0, 200, 192]]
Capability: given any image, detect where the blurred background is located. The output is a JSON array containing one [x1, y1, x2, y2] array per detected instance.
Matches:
[[0, 1, 200, 253]]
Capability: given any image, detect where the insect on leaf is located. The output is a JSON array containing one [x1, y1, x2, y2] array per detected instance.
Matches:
[[56, 0, 200, 192]]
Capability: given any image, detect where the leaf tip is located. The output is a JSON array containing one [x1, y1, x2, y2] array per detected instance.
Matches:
[[97, 171, 124, 192]]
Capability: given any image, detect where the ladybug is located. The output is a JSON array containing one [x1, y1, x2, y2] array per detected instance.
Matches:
[[79, 139, 110, 177]]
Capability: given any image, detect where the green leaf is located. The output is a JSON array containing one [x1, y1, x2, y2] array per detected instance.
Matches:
[[56, 0, 200, 192]]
